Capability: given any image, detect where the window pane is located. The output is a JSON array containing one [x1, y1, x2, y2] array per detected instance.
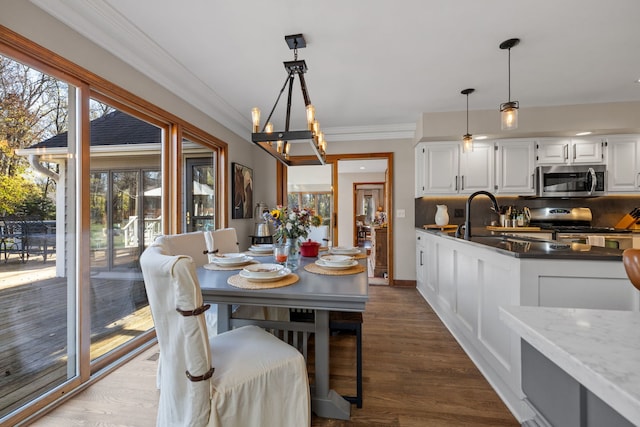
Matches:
[[0, 55, 76, 418], [183, 138, 217, 232], [88, 101, 159, 361]]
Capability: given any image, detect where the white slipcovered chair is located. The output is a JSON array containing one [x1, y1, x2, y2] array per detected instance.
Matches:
[[140, 240, 310, 427], [303, 225, 330, 246], [204, 228, 240, 255]]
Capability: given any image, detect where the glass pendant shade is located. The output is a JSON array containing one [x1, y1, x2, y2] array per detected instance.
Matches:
[[462, 134, 473, 153], [501, 102, 518, 130]]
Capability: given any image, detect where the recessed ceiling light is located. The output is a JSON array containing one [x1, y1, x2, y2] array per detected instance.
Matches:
[[359, 166, 365, 170], [475, 135, 488, 140], [575, 131, 592, 136]]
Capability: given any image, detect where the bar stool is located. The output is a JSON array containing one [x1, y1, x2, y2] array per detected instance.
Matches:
[[329, 311, 363, 408], [622, 248, 640, 291]]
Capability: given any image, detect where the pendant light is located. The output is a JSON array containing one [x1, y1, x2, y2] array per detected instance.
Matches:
[[499, 38, 520, 130], [461, 88, 475, 153]]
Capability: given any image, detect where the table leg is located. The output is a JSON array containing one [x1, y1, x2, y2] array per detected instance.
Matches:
[[312, 309, 351, 420], [217, 304, 231, 333]]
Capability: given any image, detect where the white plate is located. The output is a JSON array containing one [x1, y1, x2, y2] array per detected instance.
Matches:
[[242, 263, 284, 278], [209, 255, 253, 267], [210, 253, 249, 264], [315, 259, 358, 270], [319, 254, 354, 266], [239, 268, 291, 282], [250, 244, 274, 253], [329, 246, 360, 255]]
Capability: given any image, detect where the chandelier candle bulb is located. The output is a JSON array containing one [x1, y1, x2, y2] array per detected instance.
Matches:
[[251, 107, 261, 132], [306, 104, 315, 128], [265, 122, 273, 133]]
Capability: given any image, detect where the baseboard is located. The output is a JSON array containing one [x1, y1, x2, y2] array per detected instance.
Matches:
[[391, 279, 415, 287]]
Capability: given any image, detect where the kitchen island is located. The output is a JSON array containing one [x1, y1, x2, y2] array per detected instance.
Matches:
[[415, 228, 639, 423], [500, 306, 640, 426]]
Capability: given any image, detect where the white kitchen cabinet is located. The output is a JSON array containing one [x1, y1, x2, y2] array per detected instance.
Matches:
[[536, 137, 604, 165], [495, 140, 535, 195], [606, 135, 640, 192], [415, 141, 492, 195], [459, 142, 494, 193]]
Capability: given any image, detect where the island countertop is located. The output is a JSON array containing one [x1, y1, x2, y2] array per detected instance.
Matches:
[[500, 306, 640, 426], [417, 227, 623, 260]]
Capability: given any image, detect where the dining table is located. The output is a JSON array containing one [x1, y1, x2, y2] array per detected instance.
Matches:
[[197, 251, 369, 420]]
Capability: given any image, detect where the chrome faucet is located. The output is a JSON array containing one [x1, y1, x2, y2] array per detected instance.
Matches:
[[456, 190, 500, 240]]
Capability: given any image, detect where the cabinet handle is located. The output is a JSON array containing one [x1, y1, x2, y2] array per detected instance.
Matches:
[[564, 144, 569, 160], [531, 173, 535, 189], [461, 176, 465, 190], [636, 173, 640, 188], [573, 144, 577, 160], [420, 250, 423, 266], [455, 176, 459, 191]]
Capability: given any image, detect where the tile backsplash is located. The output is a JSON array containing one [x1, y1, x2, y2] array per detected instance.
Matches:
[[415, 195, 640, 229]]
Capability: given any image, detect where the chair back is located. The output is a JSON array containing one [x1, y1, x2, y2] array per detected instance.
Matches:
[[140, 242, 213, 426], [207, 228, 240, 253], [305, 225, 329, 245], [155, 231, 209, 266], [622, 248, 640, 291]]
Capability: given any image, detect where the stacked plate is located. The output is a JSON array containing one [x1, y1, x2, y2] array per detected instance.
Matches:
[[315, 254, 358, 270], [240, 263, 291, 282], [249, 244, 274, 254], [329, 246, 360, 256], [209, 252, 253, 267]]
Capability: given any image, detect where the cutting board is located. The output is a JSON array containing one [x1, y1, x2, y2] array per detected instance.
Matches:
[[424, 224, 458, 230], [486, 226, 541, 232]]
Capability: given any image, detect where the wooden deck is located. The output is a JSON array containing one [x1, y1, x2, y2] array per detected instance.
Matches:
[[0, 260, 153, 418]]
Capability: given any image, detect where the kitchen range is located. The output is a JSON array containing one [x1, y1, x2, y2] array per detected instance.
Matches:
[[528, 207, 638, 250]]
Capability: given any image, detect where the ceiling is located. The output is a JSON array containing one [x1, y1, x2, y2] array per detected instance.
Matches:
[[32, 0, 640, 143]]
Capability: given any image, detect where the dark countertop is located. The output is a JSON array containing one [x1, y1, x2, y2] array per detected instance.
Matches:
[[417, 227, 624, 261]]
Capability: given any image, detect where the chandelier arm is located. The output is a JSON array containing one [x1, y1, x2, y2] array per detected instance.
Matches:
[[285, 73, 295, 133], [262, 71, 296, 132], [297, 71, 312, 106]]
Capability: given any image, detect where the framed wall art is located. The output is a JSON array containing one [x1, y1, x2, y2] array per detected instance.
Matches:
[[231, 162, 253, 219]]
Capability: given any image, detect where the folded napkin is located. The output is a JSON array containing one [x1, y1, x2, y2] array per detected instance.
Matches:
[[587, 235, 605, 247]]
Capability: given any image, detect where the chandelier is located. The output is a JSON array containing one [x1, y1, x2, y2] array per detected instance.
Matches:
[[251, 34, 326, 166]]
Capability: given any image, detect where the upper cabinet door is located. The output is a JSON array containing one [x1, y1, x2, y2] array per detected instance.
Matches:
[[496, 140, 535, 195], [459, 142, 494, 194], [570, 137, 604, 163], [607, 135, 640, 192], [536, 138, 569, 164], [536, 137, 604, 165], [424, 143, 460, 194]]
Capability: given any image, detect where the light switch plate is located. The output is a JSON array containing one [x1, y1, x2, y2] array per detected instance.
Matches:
[[396, 209, 405, 218]]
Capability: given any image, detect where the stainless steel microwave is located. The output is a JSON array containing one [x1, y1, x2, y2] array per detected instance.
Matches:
[[536, 165, 606, 197]]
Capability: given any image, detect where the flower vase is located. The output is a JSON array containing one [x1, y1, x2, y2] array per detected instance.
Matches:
[[286, 239, 301, 271], [435, 204, 449, 226]]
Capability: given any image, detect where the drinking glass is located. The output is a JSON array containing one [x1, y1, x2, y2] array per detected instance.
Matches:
[[274, 243, 288, 266]]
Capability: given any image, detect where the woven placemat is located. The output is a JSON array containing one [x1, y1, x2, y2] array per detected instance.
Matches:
[[227, 273, 299, 289], [304, 263, 366, 276], [203, 260, 258, 271]]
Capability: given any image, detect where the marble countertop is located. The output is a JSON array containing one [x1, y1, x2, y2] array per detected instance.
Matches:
[[500, 306, 640, 425], [418, 227, 623, 260]]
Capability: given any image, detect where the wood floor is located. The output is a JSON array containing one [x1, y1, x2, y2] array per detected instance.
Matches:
[[30, 285, 518, 427]]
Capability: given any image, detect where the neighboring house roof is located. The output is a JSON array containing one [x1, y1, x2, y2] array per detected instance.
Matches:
[[30, 110, 161, 149]]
